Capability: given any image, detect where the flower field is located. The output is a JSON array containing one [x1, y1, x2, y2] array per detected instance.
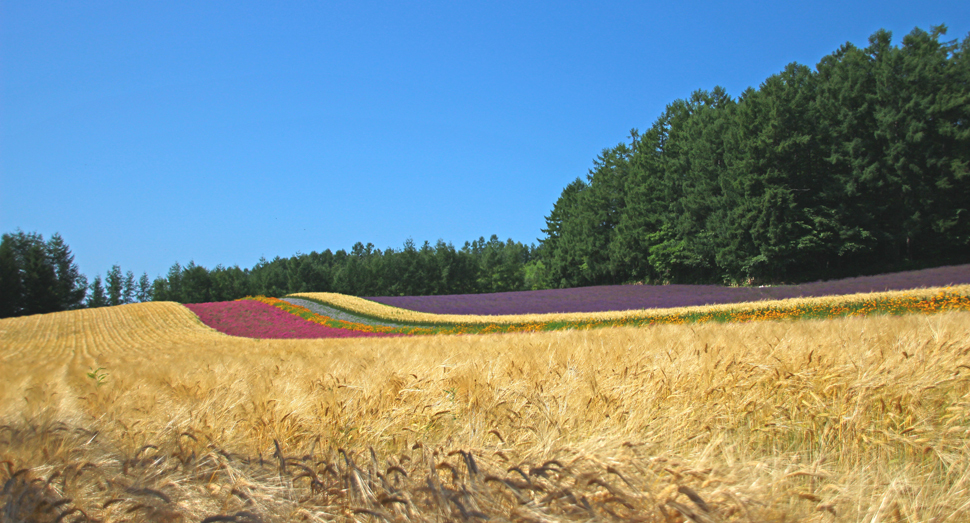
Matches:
[[184, 300, 401, 339], [284, 285, 970, 336], [367, 263, 970, 314], [175, 271, 970, 339]]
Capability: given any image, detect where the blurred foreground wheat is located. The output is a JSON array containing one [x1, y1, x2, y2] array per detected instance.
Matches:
[[2, 302, 970, 521]]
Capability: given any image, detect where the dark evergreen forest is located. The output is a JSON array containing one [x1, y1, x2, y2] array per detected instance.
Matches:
[[2, 26, 968, 315], [148, 236, 543, 304], [539, 26, 970, 287], [0, 231, 88, 317]]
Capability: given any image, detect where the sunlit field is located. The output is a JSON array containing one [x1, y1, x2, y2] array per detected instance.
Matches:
[[288, 286, 970, 333], [2, 297, 970, 521]]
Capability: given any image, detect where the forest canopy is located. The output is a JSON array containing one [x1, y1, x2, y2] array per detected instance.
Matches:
[[148, 236, 542, 304], [538, 26, 970, 287]]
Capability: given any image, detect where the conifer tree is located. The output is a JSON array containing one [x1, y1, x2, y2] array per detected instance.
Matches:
[[87, 275, 108, 308], [122, 270, 136, 304], [46, 233, 86, 310], [20, 238, 59, 315], [163, 262, 183, 302], [0, 236, 23, 318], [136, 272, 153, 302], [105, 265, 123, 306], [150, 277, 168, 301], [1, 231, 88, 316]]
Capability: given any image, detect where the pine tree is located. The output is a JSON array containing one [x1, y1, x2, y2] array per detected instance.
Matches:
[[122, 270, 136, 304], [164, 262, 183, 302], [105, 265, 123, 306], [151, 277, 168, 301], [0, 235, 23, 318], [46, 233, 87, 310], [610, 126, 666, 283], [87, 275, 108, 308], [20, 238, 59, 315], [539, 179, 587, 287], [180, 261, 213, 303], [136, 273, 153, 302]]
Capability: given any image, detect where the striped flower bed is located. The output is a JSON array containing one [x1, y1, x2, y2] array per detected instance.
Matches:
[[184, 300, 403, 339], [550, 289, 970, 330], [259, 288, 970, 336]]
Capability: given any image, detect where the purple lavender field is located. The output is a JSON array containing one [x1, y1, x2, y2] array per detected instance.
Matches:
[[366, 264, 970, 315]]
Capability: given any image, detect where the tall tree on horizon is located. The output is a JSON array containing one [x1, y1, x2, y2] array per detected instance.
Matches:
[[0, 236, 23, 317], [87, 275, 108, 308], [19, 235, 60, 316], [46, 233, 87, 310], [136, 272, 153, 302], [105, 265, 123, 307], [0, 231, 88, 317], [540, 178, 588, 287], [122, 270, 136, 304]]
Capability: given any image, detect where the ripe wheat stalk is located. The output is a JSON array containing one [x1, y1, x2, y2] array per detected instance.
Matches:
[[1, 302, 969, 521]]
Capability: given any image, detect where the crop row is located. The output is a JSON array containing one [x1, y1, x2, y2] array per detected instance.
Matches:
[[365, 263, 970, 314], [291, 285, 970, 326], [244, 286, 970, 338], [183, 300, 401, 339]]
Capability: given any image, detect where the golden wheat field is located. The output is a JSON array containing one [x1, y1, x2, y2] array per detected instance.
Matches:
[[2, 300, 970, 522]]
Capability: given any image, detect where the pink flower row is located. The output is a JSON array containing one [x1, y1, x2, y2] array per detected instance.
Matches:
[[184, 300, 403, 339]]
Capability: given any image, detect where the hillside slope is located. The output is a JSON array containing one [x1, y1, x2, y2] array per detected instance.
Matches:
[[2, 302, 970, 521]]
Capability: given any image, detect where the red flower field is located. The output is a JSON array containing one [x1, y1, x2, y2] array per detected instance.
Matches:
[[184, 300, 401, 339]]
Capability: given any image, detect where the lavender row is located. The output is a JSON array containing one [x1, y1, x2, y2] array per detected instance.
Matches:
[[365, 264, 970, 315]]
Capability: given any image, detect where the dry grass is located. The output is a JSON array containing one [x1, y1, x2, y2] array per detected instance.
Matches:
[[291, 285, 970, 325], [2, 302, 970, 521]]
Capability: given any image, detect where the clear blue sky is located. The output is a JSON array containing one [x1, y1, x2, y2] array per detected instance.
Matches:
[[3, 1, 968, 281]]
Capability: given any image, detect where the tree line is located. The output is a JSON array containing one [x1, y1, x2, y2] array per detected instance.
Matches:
[[0, 231, 88, 317], [0, 232, 542, 316], [4, 26, 968, 316], [1, 231, 156, 318], [539, 26, 970, 287], [150, 236, 543, 304]]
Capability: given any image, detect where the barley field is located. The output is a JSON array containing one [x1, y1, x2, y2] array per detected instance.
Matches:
[[2, 300, 970, 522]]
